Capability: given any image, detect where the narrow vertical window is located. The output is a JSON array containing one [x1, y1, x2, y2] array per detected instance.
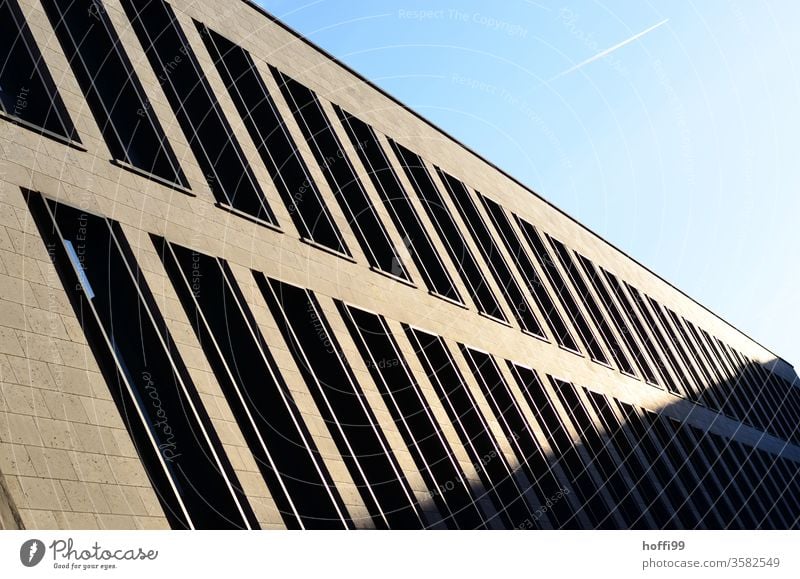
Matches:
[[256, 276, 424, 529], [515, 216, 608, 364], [601, 268, 672, 388], [40, 0, 186, 186], [624, 284, 688, 396], [727, 440, 782, 527], [157, 240, 351, 529], [460, 347, 579, 528], [643, 411, 717, 528], [614, 401, 694, 529], [506, 364, 610, 528], [685, 423, 756, 529], [665, 419, 737, 528], [0, 0, 78, 141], [677, 317, 731, 411], [119, 0, 275, 222], [272, 68, 408, 272], [334, 107, 462, 300], [437, 170, 544, 336], [583, 389, 676, 528], [197, 26, 348, 251], [651, 302, 709, 401], [708, 436, 769, 527], [574, 253, 658, 382], [478, 194, 578, 350], [665, 308, 723, 409], [547, 237, 635, 375], [737, 350, 793, 440], [405, 328, 540, 528], [550, 379, 641, 527], [27, 192, 257, 529], [338, 303, 487, 529], [695, 327, 748, 419], [392, 142, 506, 321], [723, 347, 772, 432]]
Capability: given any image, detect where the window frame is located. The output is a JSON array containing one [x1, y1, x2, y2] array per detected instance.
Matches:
[[392, 142, 507, 322], [337, 302, 488, 529], [0, 0, 80, 143], [119, 0, 275, 222], [157, 239, 352, 529], [40, 0, 188, 186], [27, 191, 257, 529], [334, 107, 464, 302], [256, 275, 425, 529], [437, 170, 545, 337]]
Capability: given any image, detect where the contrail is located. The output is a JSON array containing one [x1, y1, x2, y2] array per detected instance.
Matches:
[[550, 18, 669, 80]]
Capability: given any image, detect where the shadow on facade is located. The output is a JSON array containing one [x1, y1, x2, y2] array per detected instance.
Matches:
[[412, 358, 800, 530]]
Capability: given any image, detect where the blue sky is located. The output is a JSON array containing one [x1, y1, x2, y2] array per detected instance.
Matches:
[[256, 0, 799, 367]]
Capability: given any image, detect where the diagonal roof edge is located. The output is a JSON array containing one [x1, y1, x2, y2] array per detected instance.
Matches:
[[235, 0, 791, 371]]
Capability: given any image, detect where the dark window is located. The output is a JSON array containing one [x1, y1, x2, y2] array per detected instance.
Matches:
[[460, 347, 578, 529], [405, 328, 536, 528], [707, 435, 770, 527], [27, 192, 257, 529], [641, 411, 710, 529], [708, 342, 749, 422], [695, 327, 748, 419], [666, 419, 737, 528], [574, 253, 658, 382], [551, 379, 641, 527], [751, 366, 795, 441], [0, 0, 77, 140], [272, 68, 409, 271], [726, 440, 778, 528], [392, 142, 506, 320], [584, 389, 676, 528], [157, 240, 351, 529], [507, 364, 610, 528], [686, 424, 756, 529], [601, 269, 672, 387], [478, 194, 578, 349], [678, 317, 731, 411], [256, 275, 424, 529], [665, 309, 723, 409], [515, 216, 608, 363], [437, 170, 544, 336], [338, 304, 486, 529], [334, 107, 461, 300], [624, 285, 687, 396], [119, 0, 275, 222], [197, 26, 349, 250], [614, 401, 692, 529], [747, 358, 798, 440], [40, 0, 186, 185], [548, 237, 635, 374], [725, 348, 773, 432], [652, 303, 709, 402]]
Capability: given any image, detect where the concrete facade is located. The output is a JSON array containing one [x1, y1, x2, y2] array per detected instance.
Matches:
[[0, 0, 797, 529]]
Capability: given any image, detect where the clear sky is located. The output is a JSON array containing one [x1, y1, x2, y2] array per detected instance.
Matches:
[[256, 0, 799, 368]]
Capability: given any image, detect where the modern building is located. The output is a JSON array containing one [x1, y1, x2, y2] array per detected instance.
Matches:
[[0, 0, 798, 530]]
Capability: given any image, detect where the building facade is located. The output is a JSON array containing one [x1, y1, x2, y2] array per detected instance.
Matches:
[[0, 0, 798, 530]]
